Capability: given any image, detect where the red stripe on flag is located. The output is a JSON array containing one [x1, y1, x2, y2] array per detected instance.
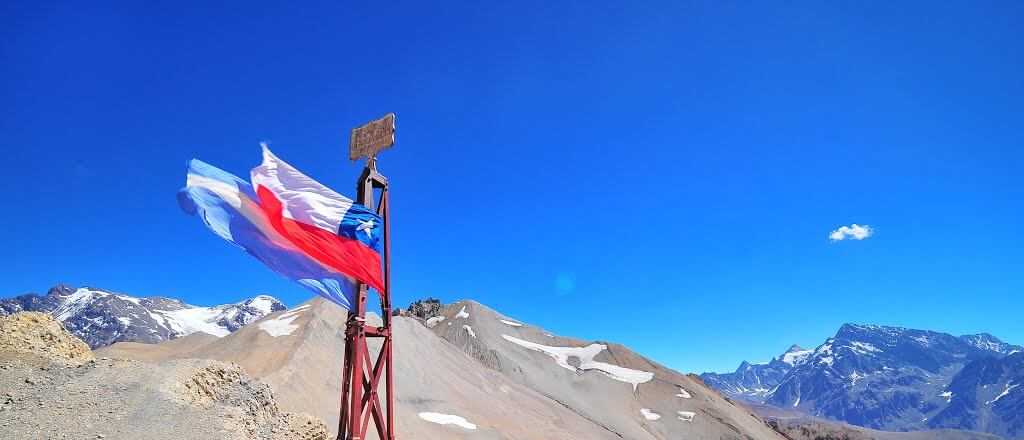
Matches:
[[255, 185, 384, 292]]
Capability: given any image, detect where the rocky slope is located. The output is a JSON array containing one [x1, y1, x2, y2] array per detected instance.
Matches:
[[0, 312, 327, 440], [0, 284, 285, 348], [700, 344, 812, 402], [929, 352, 1024, 439], [101, 297, 790, 440], [424, 300, 789, 440]]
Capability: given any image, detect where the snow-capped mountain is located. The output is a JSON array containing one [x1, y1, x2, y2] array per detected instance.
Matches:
[[0, 284, 285, 348], [700, 344, 812, 402], [764, 323, 1022, 436]]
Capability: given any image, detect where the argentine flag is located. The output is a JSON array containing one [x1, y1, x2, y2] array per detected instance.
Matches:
[[177, 146, 383, 310]]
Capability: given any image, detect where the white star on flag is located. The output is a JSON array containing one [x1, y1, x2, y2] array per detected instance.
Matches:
[[356, 219, 375, 238]]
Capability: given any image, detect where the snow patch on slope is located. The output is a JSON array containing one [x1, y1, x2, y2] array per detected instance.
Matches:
[[116, 295, 141, 305], [986, 383, 1018, 405], [418, 412, 477, 430], [455, 306, 469, 319], [53, 288, 107, 321], [258, 307, 307, 337], [499, 319, 522, 327], [147, 292, 284, 338], [501, 334, 654, 390], [640, 408, 660, 420], [848, 341, 882, 355], [781, 348, 813, 366], [156, 306, 233, 337]]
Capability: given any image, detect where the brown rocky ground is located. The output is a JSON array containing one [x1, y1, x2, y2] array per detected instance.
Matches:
[[0, 312, 327, 440], [766, 417, 1002, 440]]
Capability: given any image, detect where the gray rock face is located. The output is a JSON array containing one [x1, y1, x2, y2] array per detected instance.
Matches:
[[700, 344, 812, 402], [762, 323, 1022, 437], [0, 284, 285, 349], [405, 297, 443, 320], [930, 352, 1024, 439]]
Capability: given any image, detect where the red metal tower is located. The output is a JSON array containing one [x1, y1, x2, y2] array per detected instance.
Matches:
[[339, 114, 396, 440]]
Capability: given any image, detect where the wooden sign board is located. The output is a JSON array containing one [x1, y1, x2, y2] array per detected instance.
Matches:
[[349, 113, 396, 160]]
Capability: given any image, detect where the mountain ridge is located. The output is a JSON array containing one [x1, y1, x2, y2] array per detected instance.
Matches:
[[100, 296, 794, 440], [0, 284, 285, 348], [11, 285, 1020, 439], [702, 321, 1022, 439]]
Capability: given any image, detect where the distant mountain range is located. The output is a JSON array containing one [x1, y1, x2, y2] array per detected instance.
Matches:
[[702, 323, 1023, 439], [700, 344, 812, 401], [4, 284, 1020, 439], [0, 284, 285, 348]]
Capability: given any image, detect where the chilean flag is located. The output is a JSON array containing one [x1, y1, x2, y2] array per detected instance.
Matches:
[[178, 145, 383, 310]]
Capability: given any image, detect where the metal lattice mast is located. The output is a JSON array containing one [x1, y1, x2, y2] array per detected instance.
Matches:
[[339, 114, 396, 440]]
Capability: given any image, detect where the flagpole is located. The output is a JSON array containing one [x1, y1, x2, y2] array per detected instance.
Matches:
[[382, 179, 394, 438]]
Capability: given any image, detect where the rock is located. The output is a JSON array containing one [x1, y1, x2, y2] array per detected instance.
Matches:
[[0, 312, 94, 364], [406, 297, 444, 321]]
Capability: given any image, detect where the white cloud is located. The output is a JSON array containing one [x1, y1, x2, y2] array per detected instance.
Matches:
[[829, 224, 873, 241]]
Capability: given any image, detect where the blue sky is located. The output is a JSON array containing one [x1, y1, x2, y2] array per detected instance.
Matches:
[[2, 1, 1021, 373]]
